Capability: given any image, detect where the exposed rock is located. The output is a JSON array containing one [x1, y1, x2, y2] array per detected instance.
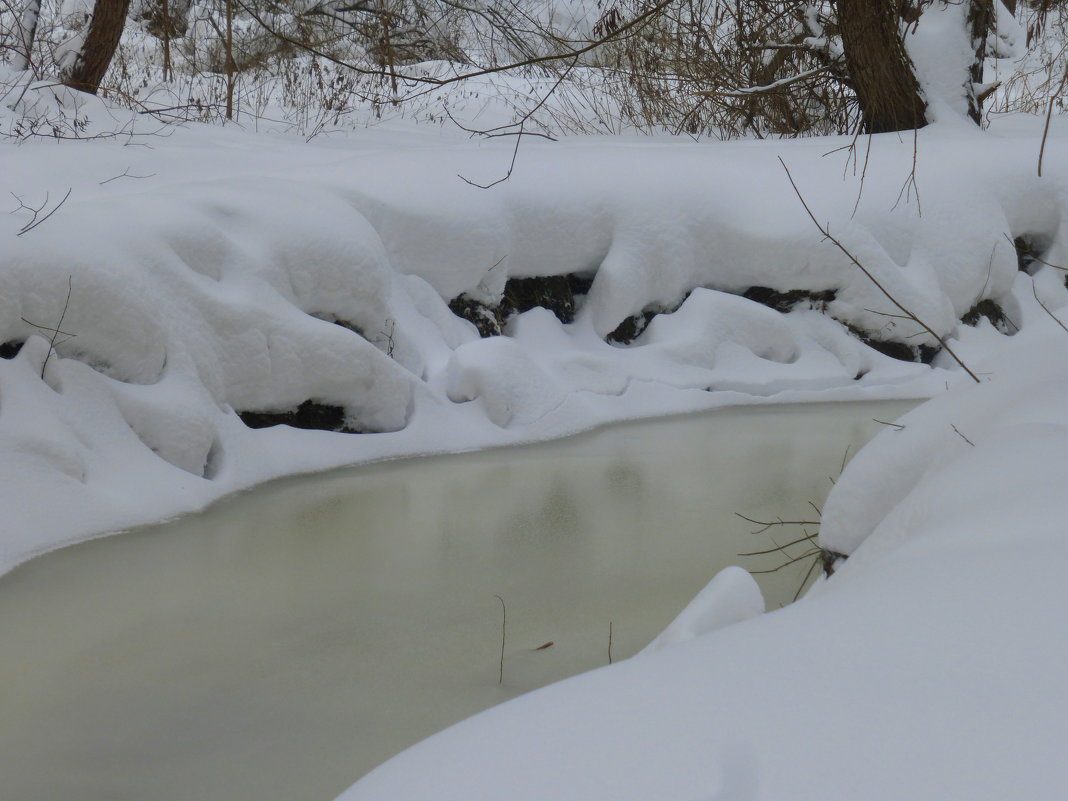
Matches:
[[502, 275, 577, 324], [448, 295, 504, 338], [821, 548, 847, 578], [1013, 235, 1046, 275], [450, 273, 595, 338], [847, 325, 939, 364], [962, 298, 1018, 334], [742, 286, 836, 314], [607, 307, 663, 345], [238, 401, 360, 433]]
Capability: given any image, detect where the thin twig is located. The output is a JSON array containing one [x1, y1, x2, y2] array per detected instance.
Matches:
[[494, 594, 506, 684], [1038, 63, 1067, 178], [99, 168, 157, 185], [793, 553, 821, 602], [236, 0, 680, 97], [13, 188, 72, 236], [1006, 232, 1067, 272], [779, 157, 979, 382], [872, 418, 905, 430], [748, 548, 821, 574], [459, 121, 526, 189], [1031, 280, 1068, 334], [951, 424, 975, 447], [738, 532, 819, 557], [734, 512, 820, 534], [22, 276, 74, 379]]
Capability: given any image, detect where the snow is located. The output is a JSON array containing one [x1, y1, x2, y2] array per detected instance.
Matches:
[[1, 54, 1068, 801], [0, 81, 1064, 576], [338, 312, 1068, 801], [641, 565, 765, 653], [12, 71, 1058, 572]]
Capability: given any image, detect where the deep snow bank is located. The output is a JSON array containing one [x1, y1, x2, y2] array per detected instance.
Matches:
[[337, 312, 1068, 801], [0, 80, 1066, 572]]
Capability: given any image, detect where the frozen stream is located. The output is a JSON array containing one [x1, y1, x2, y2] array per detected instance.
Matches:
[[0, 400, 914, 801]]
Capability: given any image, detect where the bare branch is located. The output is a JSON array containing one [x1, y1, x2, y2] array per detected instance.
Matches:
[[99, 168, 157, 185], [779, 157, 979, 383], [12, 188, 72, 236]]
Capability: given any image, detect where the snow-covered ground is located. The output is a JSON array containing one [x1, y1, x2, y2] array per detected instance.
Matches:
[[338, 314, 1068, 801], [3, 64, 1068, 800], [2, 76, 1064, 579]]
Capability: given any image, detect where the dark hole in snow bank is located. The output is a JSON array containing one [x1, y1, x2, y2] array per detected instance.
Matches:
[[0, 341, 24, 359], [608, 290, 692, 345], [742, 286, 837, 314], [502, 276, 575, 323], [566, 273, 595, 298], [238, 401, 362, 433], [846, 325, 939, 365], [607, 308, 663, 345], [961, 298, 1017, 335], [449, 273, 594, 338], [310, 313, 369, 342], [1013, 235, 1050, 275], [330, 318, 366, 337]]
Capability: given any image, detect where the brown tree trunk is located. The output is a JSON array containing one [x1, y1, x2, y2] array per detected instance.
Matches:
[[836, 0, 928, 133], [62, 0, 133, 94]]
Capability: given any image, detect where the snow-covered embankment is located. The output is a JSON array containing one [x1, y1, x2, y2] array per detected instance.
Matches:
[[337, 310, 1068, 801], [0, 83, 1065, 580]]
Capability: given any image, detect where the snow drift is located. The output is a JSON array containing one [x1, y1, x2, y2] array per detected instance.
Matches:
[[0, 75, 1065, 579]]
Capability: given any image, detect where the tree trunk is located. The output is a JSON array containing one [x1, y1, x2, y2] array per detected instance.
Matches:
[[966, 0, 996, 123], [835, 0, 928, 133], [62, 0, 133, 94]]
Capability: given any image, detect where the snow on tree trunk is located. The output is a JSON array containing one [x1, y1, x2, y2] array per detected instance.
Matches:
[[62, 0, 133, 94], [835, 0, 998, 132], [902, 0, 995, 125], [13, 0, 43, 73]]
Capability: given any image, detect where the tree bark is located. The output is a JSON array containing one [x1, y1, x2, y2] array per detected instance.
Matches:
[[966, 0, 996, 123], [836, 0, 928, 133], [62, 0, 133, 94]]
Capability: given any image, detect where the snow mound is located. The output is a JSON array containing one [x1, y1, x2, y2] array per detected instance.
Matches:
[[642, 565, 765, 653], [0, 110, 1066, 573], [336, 294, 1068, 801]]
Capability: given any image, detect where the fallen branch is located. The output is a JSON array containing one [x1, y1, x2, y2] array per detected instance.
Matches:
[[12, 188, 72, 236]]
